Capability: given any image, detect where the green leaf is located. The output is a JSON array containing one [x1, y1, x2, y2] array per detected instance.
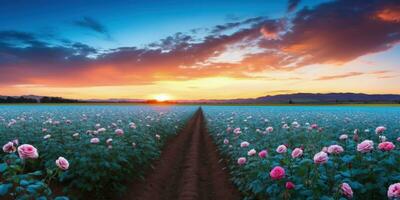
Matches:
[[0, 183, 13, 196], [55, 196, 69, 200], [0, 163, 7, 173]]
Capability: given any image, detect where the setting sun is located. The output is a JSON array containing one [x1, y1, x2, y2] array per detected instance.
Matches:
[[154, 94, 171, 102]]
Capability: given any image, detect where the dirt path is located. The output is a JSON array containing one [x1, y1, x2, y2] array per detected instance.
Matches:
[[123, 108, 241, 200]]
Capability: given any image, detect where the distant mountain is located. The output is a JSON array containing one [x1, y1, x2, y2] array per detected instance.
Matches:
[[176, 93, 400, 104]]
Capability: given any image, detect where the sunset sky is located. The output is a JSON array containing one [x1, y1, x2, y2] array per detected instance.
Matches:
[[0, 0, 399, 100]]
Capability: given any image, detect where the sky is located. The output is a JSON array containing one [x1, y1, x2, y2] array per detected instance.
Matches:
[[0, 0, 399, 100]]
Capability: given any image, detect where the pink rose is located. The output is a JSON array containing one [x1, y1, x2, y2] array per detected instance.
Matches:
[[106, 138, 113, 145], [115, 129, 124, 136], [311, 124, 318, 129], [357, 140, 374, 153], [276, 145, 287, 154], [2, 142, 16, 153], [375, 126, 386, 134], [237, 157, 247, 165], [327, 145, 344, 154], [341, 183, 353, 198], [233, 128, 241, 135], [223, 139, 229, 144], [266, 126, 273, 133], [270, 166, 285, 180], [55, 156, 69, 170], [17, 144, 39, 159], [247, 149, 257, 156], [388, 183, 400, 199], [378, 141, 395, 151], [258, 150, 268, 158], [90, 138, 100, 144], [240, 141, 250, 148], [291, 148, 303, 158], [286, 181, 295, 190], [313, 151, 328, 164], [339, 134, 348, 140]]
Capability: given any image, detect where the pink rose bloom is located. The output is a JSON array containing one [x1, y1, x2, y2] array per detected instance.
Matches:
[[258, 150, 268, 158], [341, 183, 353, 198], [17, 144, 39, 159], [240, 141, 250, 148], [237, 157, 247, 165], [311, 124, 318, 129], [291, 148, 303, 158], [378, 141, 395, 151], [223, 139, 229, 144], [339, 134, 348, 140], [2, 142, 16, 153], [357, 140, 374, 153], [106, 138, 113, 145], [115, 129, 124, 136], [90, 138, 100, 144], [233, 128, 241, 135], [270, 166, 285, 180], [286, 181, 295, 190], [247, 149, 257, 156], [266, 126, 273, 133], [375, 126, 386, 134], [388, 183, 400, 199], [276, 145, 287, 153], [327, 145, 344, 154], [313, 151, 328, 164], [55, 156, 69, 170]]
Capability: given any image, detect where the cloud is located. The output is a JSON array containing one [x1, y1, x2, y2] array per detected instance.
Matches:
[[73, 16, 112, 40], [315, 72, 364, 80], [288, 0, 301, 12], [210, 17, 265, 34], [376, 5, 400, 22], [0, 0, 400, 88]]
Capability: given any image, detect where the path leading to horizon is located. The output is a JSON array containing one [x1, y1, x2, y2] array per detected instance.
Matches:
[[122, 108, 241, 200]]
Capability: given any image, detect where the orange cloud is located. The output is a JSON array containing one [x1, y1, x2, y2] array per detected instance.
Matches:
[[376, 7, 400, 22]]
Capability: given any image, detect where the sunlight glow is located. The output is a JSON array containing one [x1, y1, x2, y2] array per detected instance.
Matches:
[[153, 94, 171, 102]]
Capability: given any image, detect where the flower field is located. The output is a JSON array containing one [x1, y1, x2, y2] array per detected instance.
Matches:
[[0, 105, 196, 199], [204, 106, 400, 200]]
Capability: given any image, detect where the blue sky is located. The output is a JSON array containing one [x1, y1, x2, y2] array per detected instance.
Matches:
[[0, 0, 399, 99]]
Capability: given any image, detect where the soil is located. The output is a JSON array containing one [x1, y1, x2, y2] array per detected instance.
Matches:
[[122, 108, 241, 200]]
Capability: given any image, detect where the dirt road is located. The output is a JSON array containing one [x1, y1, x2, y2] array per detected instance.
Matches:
[[124, 108, 241, 200]]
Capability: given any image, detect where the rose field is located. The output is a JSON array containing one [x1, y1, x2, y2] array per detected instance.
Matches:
[[204, 105, 400, 200], [0, 105, 196, 199], [1, 105, 400, 200]]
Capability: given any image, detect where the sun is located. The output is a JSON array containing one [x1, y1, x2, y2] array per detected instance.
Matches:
[[153, 94, 171, 102]]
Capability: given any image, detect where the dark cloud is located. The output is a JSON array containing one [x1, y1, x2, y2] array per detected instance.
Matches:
[[210, 17, 265, 34], [257, 0, 400, 68], [73, 16, 112, 40], [288, 0, 301, 12]]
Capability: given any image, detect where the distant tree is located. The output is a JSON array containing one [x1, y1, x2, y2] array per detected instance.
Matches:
[[289, 99, 293, 104]]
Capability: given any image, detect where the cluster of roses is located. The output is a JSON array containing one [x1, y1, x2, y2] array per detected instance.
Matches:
[[232, 125, 400, 199], [2, 140, 69, 170]]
